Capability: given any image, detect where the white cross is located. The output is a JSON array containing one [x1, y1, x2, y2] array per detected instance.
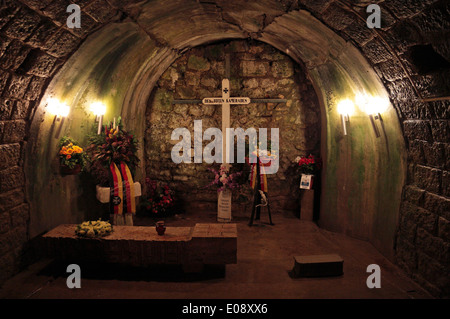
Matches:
[[202, 79, 250, 165], [172, 54, 287, 165]]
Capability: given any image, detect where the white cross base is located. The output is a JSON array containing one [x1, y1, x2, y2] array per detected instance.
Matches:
[[202, 79, 252, 222], [172, 76, 286, 222]]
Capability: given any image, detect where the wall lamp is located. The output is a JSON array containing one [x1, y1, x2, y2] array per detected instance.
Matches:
[[337, 99, 355, 136], [356, 94, 389, 138], [47, 98, 70, 121], [90, 102, 106, 134]]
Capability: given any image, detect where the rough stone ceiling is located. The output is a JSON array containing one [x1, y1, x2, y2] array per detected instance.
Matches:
[[1, 0, 448, 297], [9, 0, 447, 107], [95, 0, 449, 102]]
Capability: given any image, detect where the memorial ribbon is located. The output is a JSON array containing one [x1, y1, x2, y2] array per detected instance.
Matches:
[[109, 162, 123, 215], [249, 154, 268, 193], [120, 162, 136, 214]]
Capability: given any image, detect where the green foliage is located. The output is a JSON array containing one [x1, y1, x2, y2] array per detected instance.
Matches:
[[87, 117, 140, 185]]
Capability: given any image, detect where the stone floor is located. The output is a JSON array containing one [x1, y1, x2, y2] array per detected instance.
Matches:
[[0, 210, 433, 299]]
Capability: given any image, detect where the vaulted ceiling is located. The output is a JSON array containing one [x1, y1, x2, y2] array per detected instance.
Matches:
[[0, 0, 448, 297]]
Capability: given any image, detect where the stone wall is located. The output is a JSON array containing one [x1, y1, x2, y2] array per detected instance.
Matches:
[[145, 40, 321, 216], [0, 0, 119, 285], [297, 0, 450, 298], [0, 0, 447, 297]]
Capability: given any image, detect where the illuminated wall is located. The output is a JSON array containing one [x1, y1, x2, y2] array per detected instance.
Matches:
[[26, 5, 406, 261]]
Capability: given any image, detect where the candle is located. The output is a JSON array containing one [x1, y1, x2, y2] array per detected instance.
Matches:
[[97, 115, 103, 135], [341, 114, 347, 136]]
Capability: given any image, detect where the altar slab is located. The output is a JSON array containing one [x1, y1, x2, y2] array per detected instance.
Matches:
[[42, 223, 237, 268]]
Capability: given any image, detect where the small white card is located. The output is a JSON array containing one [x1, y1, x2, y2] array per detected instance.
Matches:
[[300, 174, 314, 190]]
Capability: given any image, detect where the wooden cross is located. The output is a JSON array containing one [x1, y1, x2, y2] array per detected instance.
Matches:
[[172, 53, 287, 164]]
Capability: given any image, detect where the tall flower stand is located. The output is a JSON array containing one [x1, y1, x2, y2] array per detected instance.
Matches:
[[217, 189, 232, 222], [299, 174, 314, 221], [299, 190, 314, 221], [248, 155, 273, 226]]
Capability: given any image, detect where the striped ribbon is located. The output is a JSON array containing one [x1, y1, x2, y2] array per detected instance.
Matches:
[[109, 162, 123, 215], [120, 162, 136, 214], [250, 159, 268, 193]]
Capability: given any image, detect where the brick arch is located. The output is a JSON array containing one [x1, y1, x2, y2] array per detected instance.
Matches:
[[0, 0, 448, 297]]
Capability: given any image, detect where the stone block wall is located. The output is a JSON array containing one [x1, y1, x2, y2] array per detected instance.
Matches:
[[298, 0, 450, 297], [0, 0, 447, 297], [144, 40, 321, 217], [0, 0, 119, 285]]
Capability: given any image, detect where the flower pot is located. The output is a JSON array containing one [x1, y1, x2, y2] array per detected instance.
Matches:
[[61, 164, 82, 175], [155, 221, 166, 235], [300, 189, 314, 221]]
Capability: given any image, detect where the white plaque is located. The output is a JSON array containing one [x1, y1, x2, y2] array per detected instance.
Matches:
[[202, 97, 250, 105], [217, 189, 232, 222], [300, 174, 314, 190]]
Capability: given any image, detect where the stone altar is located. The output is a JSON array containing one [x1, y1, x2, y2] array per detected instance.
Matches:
[[42, 223, 237, 271]]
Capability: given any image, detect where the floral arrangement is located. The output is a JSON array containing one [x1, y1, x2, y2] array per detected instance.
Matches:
[[140, 177, 175, 215], [75, 219, 113, 238], [58, 136, 88, 170], [205, 164, 244, 192], [295, 154, 322, 175], [87, 117, 139, 185]]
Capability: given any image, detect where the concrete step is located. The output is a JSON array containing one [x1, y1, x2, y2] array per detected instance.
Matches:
[[290, 254, 343, 278]]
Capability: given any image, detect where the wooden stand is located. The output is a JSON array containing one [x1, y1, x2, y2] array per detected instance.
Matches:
[[300, 189, 314, 221], [249, 159, 273, 226]]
